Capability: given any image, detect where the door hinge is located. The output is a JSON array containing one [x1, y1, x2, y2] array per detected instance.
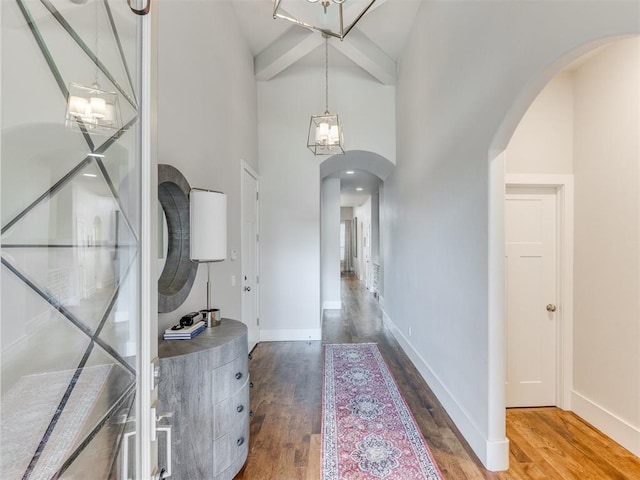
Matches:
[[257, 317, 260, 326], [256, 275, 259, 284], [256, 234, 259, 242], [256, 192, 259, 201]]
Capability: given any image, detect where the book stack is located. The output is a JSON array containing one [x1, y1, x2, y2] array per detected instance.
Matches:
[[163, 321, 206, 340]]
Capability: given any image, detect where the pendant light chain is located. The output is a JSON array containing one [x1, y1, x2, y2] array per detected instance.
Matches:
[[325, 36, 329, 113]]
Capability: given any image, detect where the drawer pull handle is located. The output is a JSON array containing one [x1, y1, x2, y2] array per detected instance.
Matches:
[[236, 405, 244, 413], [237, 437, 245, 447], [235, 372, 243, 380], [249, 382, 254, 388]]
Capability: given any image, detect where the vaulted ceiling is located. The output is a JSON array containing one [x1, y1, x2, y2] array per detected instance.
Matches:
[[232, 1, 417, 206], [232, 0, 421, 85]]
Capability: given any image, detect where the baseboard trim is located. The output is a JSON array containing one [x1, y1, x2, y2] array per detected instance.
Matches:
[[259, 329, 322, 342], [322, 301, 341, 310], [572, 390, 640, 456], [383, 313, 509, 471]]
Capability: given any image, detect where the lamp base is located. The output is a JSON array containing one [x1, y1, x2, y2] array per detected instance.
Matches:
[[201, 308, 221, 328]]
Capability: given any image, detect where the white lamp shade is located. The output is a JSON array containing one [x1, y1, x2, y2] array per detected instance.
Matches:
[[190, 190, 227, 261]]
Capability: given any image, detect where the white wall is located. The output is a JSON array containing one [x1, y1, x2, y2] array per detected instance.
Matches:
[[321, 178, 341, 311], [156, 1, 258, 332], [354, 197, 371, 284], [506, 74, 574, 175], [390, 0, 640, 470], [257, 65, 394, 340], [572, 38, 640, 453], [371, 191, 380, 264]]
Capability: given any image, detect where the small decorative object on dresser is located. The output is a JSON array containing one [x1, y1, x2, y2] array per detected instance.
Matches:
[[158, 319, 249, 479]]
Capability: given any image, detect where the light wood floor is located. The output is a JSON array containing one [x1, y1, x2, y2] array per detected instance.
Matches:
[[235, 274, 640, 479]]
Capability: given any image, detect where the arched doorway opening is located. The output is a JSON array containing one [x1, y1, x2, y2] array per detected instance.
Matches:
[[319, 150, 394, 314], [489, 35, 640, 461]]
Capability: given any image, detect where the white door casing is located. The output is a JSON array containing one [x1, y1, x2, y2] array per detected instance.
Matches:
[[505, 186, 558, 407], [241, 162, 260, 352]]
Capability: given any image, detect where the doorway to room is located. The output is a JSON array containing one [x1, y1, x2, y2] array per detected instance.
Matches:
[[494, 36, 640, 458]]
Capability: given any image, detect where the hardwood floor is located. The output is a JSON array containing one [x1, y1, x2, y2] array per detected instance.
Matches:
[[235, 274, 640, 479]]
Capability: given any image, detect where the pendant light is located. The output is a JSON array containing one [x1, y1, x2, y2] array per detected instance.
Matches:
[[307, 36, 344, 156], [273, 0, 376, 40], [65, 0, 122, 135]]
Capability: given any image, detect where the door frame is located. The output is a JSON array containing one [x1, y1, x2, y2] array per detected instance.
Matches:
[[505, 173, 574, 410], [240, 159, 260, 349]]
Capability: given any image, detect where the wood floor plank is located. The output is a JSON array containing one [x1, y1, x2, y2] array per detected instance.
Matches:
[[234, 274, 640, 479]]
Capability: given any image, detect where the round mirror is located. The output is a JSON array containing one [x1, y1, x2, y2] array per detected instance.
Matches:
[[157, 164, 197, 312]]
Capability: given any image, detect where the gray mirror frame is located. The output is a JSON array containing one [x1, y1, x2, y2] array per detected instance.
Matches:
[[158, 164, 198, 312]]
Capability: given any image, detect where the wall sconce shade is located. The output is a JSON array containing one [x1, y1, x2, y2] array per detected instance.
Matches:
[[190, 189, 227, 262]]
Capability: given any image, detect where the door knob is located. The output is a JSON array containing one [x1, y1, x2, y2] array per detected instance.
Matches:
[[546, 304, 557, 312], [244, 286, 251, 292]]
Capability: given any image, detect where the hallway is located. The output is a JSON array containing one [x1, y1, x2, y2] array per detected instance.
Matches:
[[236, 274, 640, 479]]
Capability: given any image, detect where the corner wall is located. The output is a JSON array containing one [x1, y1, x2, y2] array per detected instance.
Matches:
[[156, 1, 258, 332], [391, 0, 640, 470]]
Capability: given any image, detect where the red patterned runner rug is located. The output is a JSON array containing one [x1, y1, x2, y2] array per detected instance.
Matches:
[[322, 343, 444, 480]]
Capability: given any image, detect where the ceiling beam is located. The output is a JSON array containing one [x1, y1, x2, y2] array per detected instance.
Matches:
[[255, 28, 324, 81], [331, 29, 396, 85], [255, 0, 396, 84]]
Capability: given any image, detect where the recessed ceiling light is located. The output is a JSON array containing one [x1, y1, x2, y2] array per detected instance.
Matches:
[[83, 173, 97, 178], [356, 187, 363, 191], [346, 170, 355, 175]]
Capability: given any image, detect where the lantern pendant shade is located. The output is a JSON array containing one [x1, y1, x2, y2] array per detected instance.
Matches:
[[308, 112, 344, 155], [65, 82, 122, 133], [190, 190, 227, 262]]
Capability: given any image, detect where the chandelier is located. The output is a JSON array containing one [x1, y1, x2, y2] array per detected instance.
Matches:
[[65, 0, 122, 135], [273, 0, 376, 40], [308, 37, 344, 156]]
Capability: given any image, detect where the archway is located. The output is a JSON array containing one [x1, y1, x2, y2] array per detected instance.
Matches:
[[319, 150, 395, 313], [489, 36, 640, 462]]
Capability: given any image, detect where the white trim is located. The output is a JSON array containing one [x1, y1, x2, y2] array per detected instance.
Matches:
[[138, 9, 154, 479], [260, 328, 322, 342], [241, 158, 259, 180], [488, 151, 507, 467], [322, 301, 342, 310], [383, 312, 510, 471], [572, 390, 640, 456], [505, 173, 574, 410], [240, 160, 260, 351]]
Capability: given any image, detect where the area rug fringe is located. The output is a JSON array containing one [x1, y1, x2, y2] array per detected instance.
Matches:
[[322, 343, 444, 479]]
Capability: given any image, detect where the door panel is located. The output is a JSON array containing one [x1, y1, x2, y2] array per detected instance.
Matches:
[[505, 187, 558, 407]]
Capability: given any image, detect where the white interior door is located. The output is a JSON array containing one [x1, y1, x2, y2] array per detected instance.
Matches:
[[241, 164, 259, 352], [505, 186, 558, 407]]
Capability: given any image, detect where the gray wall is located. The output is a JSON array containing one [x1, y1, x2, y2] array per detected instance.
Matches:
[[389, 0, 640, 469], [321, 178, 341, 310], [156, 1, 258, 332]]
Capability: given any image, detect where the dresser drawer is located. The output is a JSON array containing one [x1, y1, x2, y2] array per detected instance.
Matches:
[[212, 353, 248, 402], [213, 379, 250, 439], [212, 415, 250, 476]]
